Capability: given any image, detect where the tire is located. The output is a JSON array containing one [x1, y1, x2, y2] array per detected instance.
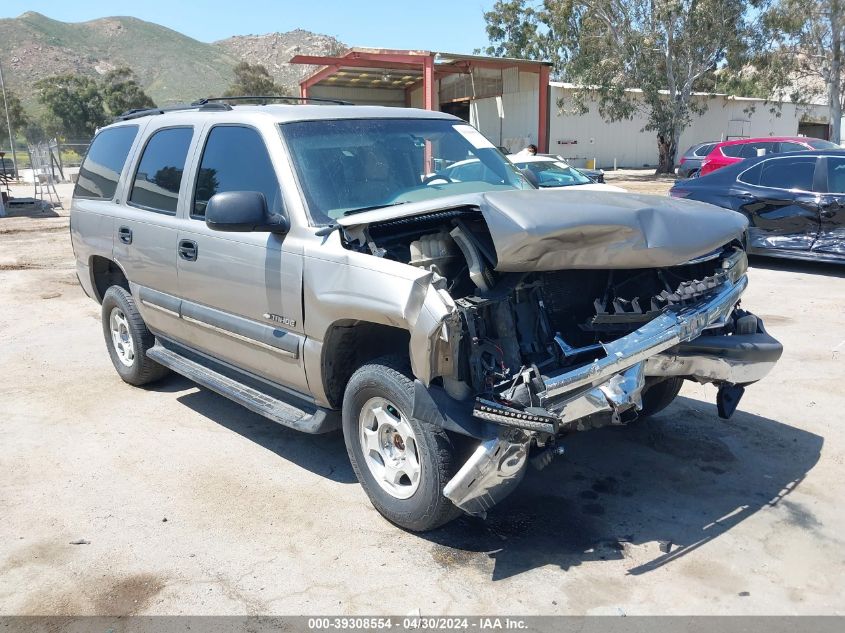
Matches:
[[689, 169, 701, 179], [101, 286, 169, 386], [342, 356, 462, 531], [638, 377, 684, 419]]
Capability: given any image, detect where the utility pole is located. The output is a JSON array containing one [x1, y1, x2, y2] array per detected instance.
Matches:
[[0, 57, 18, 179]]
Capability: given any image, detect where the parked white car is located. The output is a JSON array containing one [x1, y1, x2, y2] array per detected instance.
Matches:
[[507, 155, 625, 192]]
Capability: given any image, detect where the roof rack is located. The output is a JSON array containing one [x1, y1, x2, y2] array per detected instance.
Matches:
[[115, 101, 231, 122], [193, 95, 352, 106], [114, 94, 351, 122]]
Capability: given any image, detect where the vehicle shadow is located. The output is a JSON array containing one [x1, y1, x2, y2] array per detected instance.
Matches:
[[168, 382, 822, 581], [174, 384, 356, 484], [421, 396, 823, 581], [749, 254, 845, 278]]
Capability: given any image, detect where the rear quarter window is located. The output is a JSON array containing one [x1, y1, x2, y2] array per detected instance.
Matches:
[[74, 126, 139, 200]]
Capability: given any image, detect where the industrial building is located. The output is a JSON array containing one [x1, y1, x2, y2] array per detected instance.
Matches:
[[293, 48, 833, 169]]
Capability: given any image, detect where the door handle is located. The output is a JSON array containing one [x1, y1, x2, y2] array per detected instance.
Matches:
[[118, 226, 132, 244], [178, 239, 198, 261]]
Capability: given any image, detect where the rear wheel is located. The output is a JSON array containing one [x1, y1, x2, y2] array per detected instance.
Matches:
[[342, 356, 462, 531], [638, 377, 684, 419], [101, 286, 169, 386]]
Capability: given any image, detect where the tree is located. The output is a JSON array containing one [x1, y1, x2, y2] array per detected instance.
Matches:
[[762, 0, 844, 144], [224, 62, 284, 97], [101, 67, 156, 116], [483, 0, 761, 173], [35, 75, 108, 139], [34, 68, 156, 139], [0, 89, 28, 143]]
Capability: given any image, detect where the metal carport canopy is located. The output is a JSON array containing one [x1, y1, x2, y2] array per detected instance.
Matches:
[[290, 48, 552, 152]]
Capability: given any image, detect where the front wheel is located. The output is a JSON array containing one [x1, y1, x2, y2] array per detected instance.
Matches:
[[638, 377, 684, 419], [342, 357, 462, 531]]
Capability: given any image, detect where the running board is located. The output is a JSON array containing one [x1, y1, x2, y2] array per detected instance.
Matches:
[[147, 343, 339, 434]]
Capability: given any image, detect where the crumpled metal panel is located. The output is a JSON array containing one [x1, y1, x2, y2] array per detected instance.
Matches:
[[339, 189, 748, 272], [477, 190, 749, 271]]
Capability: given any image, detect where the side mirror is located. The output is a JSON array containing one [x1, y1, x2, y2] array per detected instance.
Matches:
[[205, 191, 289, 233]]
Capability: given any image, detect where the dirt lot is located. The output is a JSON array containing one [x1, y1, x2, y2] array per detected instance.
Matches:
[[1, 176, 844, 616]]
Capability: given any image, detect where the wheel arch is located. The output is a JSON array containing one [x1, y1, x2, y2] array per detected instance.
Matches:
[[320, 320, 412, 409], [89, 255, 129, 303]]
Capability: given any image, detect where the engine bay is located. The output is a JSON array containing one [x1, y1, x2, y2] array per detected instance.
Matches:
[[342, 207, 746, 428]]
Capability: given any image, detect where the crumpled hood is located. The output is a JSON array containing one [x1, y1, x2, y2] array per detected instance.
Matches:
[[478, 189, 747, 270], [338, 188, 748, 271]]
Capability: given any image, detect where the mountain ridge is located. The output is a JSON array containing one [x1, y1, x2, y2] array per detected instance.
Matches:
[[0, 12, 346, 113]]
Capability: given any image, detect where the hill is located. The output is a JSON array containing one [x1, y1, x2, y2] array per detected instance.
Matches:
[[0, 12, 346, 114], [215, 30, 347, 92]]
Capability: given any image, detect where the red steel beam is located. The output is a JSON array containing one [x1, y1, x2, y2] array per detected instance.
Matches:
[[301, 64, 340, 94], [345, 51, 431, 65], [290, 55, 425, 71], [538, 65, 550, 153], [423, 56, 436, 110]]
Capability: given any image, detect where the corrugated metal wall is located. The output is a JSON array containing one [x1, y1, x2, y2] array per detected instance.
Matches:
[[469, 70, 539, 151], [471, 85, 830, 167], [309, 85, 406, 107]]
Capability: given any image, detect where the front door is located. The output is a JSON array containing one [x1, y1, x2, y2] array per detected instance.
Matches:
[[814, 156, 845, 257], [732, 155, 821, 252], [175, 124, 307, 394]]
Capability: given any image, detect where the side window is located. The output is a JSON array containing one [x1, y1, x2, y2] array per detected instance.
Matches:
[[758, 157, 817, 191], [720, 144, 745, 158], [695, 143, 716, 157], [129, 127, 193, 214], [74, 126, 138, 199], [779, 142, 809, 153], [740, 142, 775, 158], [826, 157, 845, 193], [193, 126, 282, 218]]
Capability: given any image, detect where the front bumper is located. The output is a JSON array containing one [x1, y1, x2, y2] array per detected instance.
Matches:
[[446, 274, 783, 515]]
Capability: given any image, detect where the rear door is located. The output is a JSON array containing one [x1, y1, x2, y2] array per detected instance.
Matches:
[[175, 123, 307, 393], [813, 155, 845, 257], [732, 155, 821, 252], [111, 123, 198, 337]]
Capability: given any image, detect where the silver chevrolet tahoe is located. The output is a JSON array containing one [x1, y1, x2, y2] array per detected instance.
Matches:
[[70, 99, 783, 531]]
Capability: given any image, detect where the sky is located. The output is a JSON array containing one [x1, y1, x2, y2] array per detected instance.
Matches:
[[1, 0, 498, 53]]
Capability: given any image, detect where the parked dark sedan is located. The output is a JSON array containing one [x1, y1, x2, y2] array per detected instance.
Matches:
[[670, 149, 845, 263], [676, 141, 718, 178]]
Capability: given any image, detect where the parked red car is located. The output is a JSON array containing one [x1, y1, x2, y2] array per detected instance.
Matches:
[[699, 136, 839, 176]]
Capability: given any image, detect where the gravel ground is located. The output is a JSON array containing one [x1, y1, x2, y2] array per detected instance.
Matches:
[[1, 176, 844, 616]]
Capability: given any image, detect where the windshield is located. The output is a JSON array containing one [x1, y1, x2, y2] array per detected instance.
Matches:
[[280, 118, 530, 223], [511, 159, 593, 187]]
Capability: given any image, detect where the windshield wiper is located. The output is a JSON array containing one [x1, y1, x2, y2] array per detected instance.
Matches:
[[342, 201, 408, 217]]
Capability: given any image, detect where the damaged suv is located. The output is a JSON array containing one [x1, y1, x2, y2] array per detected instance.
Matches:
[[71, 100, 783, 531]]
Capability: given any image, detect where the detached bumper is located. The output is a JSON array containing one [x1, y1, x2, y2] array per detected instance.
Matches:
[[448, 275, 782, 516], [645, 326, 782, 385]]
